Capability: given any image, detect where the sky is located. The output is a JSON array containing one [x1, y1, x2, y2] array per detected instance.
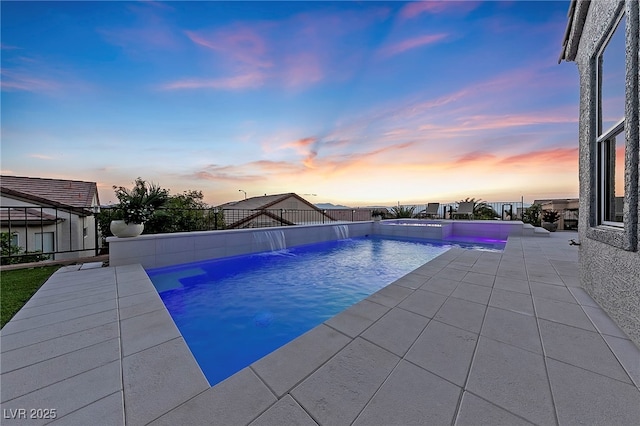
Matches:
[[1, 0, 583, 207]]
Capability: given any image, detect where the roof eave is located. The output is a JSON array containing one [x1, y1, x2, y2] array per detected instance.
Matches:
[[559, 0, 590, 63]]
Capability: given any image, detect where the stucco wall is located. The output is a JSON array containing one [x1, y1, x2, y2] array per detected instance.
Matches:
[[571, 0, 640, 346]]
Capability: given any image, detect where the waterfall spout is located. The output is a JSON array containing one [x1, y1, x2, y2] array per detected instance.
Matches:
[[334, 225, 350, 240], [254, 230, 287, 252]]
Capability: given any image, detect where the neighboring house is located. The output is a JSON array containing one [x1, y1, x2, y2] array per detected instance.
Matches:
[[0, 175, 100, 261], [217, 193, 334, 229], [560, 0, 639, 347], [533, 198, 579, 230], [324, 208, 375, 222]]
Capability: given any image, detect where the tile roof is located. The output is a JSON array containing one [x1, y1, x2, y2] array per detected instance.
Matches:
[[0, 175, 99, 210], [0, 208, 60, 223]]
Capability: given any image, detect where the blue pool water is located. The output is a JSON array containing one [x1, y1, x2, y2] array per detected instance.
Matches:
[[147, 235, 502, 386]]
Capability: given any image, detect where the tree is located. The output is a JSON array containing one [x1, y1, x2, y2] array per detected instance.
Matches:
[[522, 203, 542, 226], [146, 190, 210, 233]]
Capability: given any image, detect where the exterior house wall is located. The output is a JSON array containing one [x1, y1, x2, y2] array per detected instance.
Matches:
[[0, 194, 99, 260], [570, 0, 640, 346]]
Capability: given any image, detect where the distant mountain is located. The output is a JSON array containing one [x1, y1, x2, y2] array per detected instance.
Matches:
[[315, 203, 350, 209]]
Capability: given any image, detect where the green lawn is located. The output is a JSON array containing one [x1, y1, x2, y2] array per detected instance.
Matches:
[[1, 266, 60, 328]]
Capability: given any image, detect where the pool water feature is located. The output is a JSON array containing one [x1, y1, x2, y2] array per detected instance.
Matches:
[[147, 235, 502, 386]]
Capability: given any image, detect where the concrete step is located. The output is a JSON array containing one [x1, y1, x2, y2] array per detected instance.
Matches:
[[533, 226, 550, 237], [521, 223, 550, 237]]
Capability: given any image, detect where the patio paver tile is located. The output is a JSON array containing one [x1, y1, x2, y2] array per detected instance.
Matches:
[[455, 392, 534, 426], [249, 395, 317, 426], [1, 299, 116, 335], [0, 310, 117, 352], [434, 267, 468, 282], [252, 324, 351, 397], [547, 358, 640, 426], [398, 289, 447, 318], [0, 322, 119, 374], [116, 277, 157, 298], [0, 361, 121, 426], [1, 338, 120, 403], [434, 297, 486, 334], [567, 287, 600, 307], [466, 337, 556, 425], [149, 368, 275, 426], [9, 286, 116, 310], [291, 338, 399, 425], [489, 289, 534, 316], [462, 271, 496, 287], [582, 305, 630, 339], [481, 306, 542, 354], [451, 282, 492, 305], [538, 319, 631, 383], [118, 291, 167, 320], [493, 276, 530, 294], [602, 334, 640, 387], [419, 276, 460, 296], [361, 308, 429, 357], [405, 320, 478, 386], [12, 291, 117, 321], [534, 297, 596, 331], [529, 281, 577, 304], [366, 284, 413, 308], [123, 337, 209, 426], [324, 299, 389, 338], [391, 272, 429, 290], [353, 360, 461, 426], [49, 391, 124, 426], [120, 308, 181, 357]]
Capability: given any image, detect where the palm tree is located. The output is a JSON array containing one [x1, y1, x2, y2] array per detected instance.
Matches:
[[456, 197, 498, 220], [389, 205, 416, 218]]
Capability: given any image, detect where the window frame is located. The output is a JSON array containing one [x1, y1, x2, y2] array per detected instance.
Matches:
[[596, 118, 625, 227], [587, 5, 638, 252]]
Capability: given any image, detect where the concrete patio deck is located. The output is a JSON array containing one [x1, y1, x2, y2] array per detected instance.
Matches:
[[1, 231, 639, 425]]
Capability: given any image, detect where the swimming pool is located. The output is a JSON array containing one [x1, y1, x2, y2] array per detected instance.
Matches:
[[147, 235, 503, 385]]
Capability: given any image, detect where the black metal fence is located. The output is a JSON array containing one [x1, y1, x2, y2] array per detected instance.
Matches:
[[1, 201, 577, 265], [1, 205, 99, 265]]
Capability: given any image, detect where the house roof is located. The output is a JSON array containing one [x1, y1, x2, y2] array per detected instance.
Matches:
[[0, 175, 99, 212], [217, 193, 321, 211], [217, 193, 329, 229]]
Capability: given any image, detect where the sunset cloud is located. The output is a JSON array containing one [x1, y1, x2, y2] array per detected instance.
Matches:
[[500, 147, 578, 167], [0, 69, 61, 93], [160, 73, 266, 91], [399, 1, 480, 20], [378, 33, 448, 58]]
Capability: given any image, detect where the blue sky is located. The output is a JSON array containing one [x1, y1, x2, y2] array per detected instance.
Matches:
[[1, 1, 581, 206]]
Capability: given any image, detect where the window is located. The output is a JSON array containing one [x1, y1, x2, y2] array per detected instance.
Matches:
[[83, 227, 88, 238], [34, 232, 54, 253], [596, 14, 626, 227], [10, 233, 19, 248]]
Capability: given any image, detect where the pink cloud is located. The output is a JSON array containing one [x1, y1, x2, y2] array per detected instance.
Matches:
[[378, 33, 448, 58], [282, 52, 324, 88], [499, 147, 578, 167], [399, 1, 480, 20], [0, 69, 61, 92], [454, 151, 497, 165], [160, 72, 266, 91], [185, 26, 272, 70]]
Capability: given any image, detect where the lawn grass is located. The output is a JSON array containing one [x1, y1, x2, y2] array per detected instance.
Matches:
[[1, 265, 60, 328]]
